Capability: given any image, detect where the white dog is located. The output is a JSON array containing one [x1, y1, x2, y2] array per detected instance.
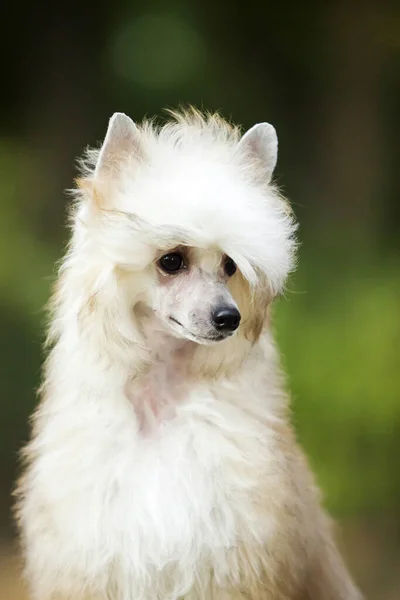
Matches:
[[15, 109, 362, 600]]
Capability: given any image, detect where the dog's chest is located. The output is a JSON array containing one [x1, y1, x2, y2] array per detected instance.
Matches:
[[88, 405, 274, 576], [39, 357, 280, 596], [53, 408, 276, 599]]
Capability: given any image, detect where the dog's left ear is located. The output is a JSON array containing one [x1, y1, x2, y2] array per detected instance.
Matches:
[[238, 123, 278, 183]]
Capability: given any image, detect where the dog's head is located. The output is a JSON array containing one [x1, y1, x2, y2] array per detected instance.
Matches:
[[71, 109, 296, 351]]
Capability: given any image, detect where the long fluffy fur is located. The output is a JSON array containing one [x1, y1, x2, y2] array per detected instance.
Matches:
[[15, 109, 362, 600]]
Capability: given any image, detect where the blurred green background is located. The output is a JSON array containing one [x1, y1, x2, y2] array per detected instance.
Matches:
[[1, 1, 399, 598]]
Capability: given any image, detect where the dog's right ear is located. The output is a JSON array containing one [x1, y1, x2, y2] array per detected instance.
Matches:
[[77, 113, 143, 209], [95, 112, 142, 181]]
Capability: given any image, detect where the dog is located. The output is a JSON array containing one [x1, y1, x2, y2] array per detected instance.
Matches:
[[15, 108, 363, 599]]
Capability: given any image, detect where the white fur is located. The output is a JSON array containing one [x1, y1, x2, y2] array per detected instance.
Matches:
[[16, 109, 362, 600]]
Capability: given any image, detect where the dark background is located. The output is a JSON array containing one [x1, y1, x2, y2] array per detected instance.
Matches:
[[1, 1, 399, 597]]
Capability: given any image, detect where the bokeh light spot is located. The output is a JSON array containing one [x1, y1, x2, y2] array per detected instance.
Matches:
[[111, 14, 206, 90]]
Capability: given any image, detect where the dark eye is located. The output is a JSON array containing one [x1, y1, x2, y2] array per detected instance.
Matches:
[[224, 256, 237, 277], [158, 252, 184, 273]]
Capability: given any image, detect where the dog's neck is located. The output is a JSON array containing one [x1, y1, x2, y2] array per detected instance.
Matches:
[[125, 317, 196, 434]]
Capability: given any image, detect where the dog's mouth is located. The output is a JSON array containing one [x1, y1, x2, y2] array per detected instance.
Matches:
[[168, 316, 227, 344]]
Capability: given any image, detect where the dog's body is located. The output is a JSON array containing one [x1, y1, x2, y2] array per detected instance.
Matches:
[[16, 110, 362, 600]]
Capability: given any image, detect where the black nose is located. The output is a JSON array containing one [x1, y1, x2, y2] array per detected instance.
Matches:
[[212, 306, 241, 332]]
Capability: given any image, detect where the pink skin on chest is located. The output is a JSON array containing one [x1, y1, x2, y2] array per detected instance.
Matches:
[[125, 332, 195, 435]]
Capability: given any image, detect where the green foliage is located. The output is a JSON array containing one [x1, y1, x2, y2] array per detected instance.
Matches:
[[275, 246, 400, 516]]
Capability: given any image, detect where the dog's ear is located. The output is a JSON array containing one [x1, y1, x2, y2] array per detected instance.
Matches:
[[238, 123, 277, 183], [77, 113, 144, 209], [94, 112, 142, 180]]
